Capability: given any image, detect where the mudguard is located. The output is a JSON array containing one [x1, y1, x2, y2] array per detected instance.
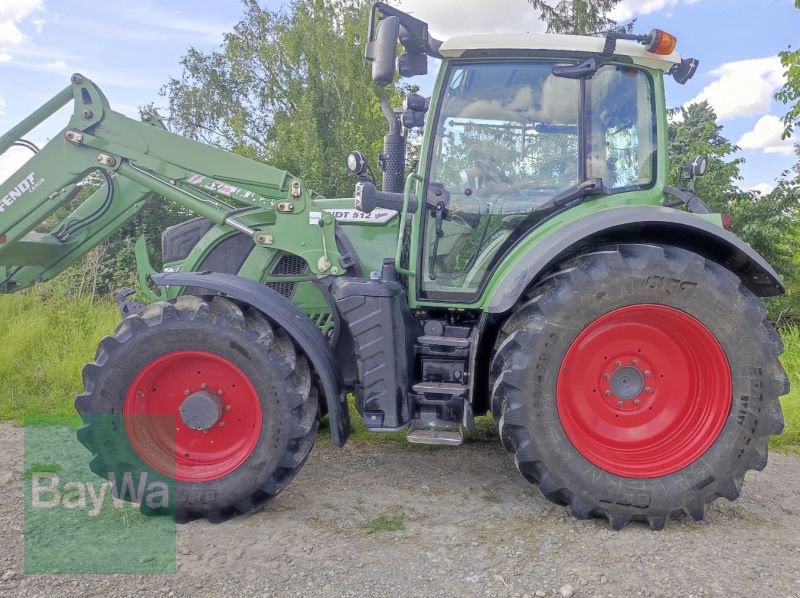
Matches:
[[487, 207, 784, 314], [152, 271, 349, 446]]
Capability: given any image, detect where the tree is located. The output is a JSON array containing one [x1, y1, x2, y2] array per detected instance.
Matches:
[[669, 102, 796, 279], [668, 102, 744, 212], [776, 0, 800, 139], [527, 0, 623, 34], [163, 0, 401, 198], [755, 147, 800, 324]]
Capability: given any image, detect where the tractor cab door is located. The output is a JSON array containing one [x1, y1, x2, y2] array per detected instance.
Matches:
[[419, 60, 657, 301]]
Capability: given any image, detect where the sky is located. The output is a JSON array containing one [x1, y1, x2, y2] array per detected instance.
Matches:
[[1, 0, 798, 195]]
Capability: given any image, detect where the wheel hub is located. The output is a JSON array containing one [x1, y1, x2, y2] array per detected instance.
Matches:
[[179, 390, 224, 431], [609, 365, 644, 401]]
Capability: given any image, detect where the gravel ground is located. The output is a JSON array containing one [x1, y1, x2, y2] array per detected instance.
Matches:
[[1, 422, 799, 597]]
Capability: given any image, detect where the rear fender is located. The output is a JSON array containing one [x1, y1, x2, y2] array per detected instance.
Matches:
[[486, 207, 784, 314], [152, 271, 349, 446]]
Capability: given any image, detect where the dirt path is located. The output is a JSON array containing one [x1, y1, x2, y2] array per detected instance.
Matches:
[[1, 423, 799, 597]]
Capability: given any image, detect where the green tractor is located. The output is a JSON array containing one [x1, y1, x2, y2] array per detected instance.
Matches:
[[0, 3, 788, 529]]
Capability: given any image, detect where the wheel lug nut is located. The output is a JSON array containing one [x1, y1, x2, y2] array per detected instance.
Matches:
[[217, 389, 224, 395], [604, 390, 612, 397], [200, 382, 207, 389], [644, 370, 651, 377], [617, 400, 624, 407], [603, 373, 611, 380], [614, 360, 622, 367], [219, 421, 225, 428], [645, 387, 653, 393], [634, 399, 641, 406], [184, 389, 190, 396], [632, 359, 638, 365], [225, 405, 231, 411]]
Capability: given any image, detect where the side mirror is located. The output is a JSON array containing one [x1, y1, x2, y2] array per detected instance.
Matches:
[[401, 93, 429, 129], [397, 51, 427, 77], [367, 16, 400, 86]]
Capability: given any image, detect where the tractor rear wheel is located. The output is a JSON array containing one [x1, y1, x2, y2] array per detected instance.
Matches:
[[75, 295, 319, 522], [489, 244, 787, 530]]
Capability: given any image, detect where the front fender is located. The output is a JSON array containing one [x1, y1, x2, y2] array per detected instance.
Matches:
[[152, 271, 349, 446], [486, 206, 784, 314]]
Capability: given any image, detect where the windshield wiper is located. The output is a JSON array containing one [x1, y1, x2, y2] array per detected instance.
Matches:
[[535, 178, 605, 212]]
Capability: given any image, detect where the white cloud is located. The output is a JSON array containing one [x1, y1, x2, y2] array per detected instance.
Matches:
[[0, 0, 43, 48], [686, 56, 783, 120], [737, 115, 796, 156], [610, 0, 702, 22], [0, 146, 36, 188], [43, 59, 69, 73], [0, 94, 5, 116], [30, 17, 44, 34], [0, 52, 11, 62], [749, 182, 775, 195], [398, 0, 546, 38]]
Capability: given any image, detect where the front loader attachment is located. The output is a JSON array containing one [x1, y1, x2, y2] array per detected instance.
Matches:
[[0, 74, 299, 293]]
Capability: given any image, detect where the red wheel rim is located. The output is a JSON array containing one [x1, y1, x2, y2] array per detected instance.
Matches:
[[123, 350, 262, 482], [557, 305, 732, 478]]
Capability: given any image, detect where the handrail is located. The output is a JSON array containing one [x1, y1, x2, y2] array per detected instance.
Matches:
[[395, 172, 423, 275]]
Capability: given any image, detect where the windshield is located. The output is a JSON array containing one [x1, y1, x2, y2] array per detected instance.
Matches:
[[421, 61, 657, 297]]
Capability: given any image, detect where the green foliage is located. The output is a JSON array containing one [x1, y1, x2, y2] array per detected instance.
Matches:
[[771, 326, 800, 454], [527, 0, 623, 34], [163, 0, 401, 198], [775, 0, 800, 139], [362, 512, 406, 533], [669, 102, 798, 292], [668, 102, 744, 210], [0, 291, 119, 421]]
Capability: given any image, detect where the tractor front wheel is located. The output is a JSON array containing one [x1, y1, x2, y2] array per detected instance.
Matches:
[[75, 295, 318, 522], [490, 244, 787, 530]]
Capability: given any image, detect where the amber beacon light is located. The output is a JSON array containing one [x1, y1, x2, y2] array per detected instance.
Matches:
[[645, 29, 678, 55]]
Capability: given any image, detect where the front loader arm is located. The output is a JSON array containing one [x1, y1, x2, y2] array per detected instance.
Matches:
[[0, 74, 341, 292]]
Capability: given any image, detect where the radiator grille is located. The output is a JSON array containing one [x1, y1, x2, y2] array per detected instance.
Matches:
[[271, 253, 307, 276], [265, 281, 298, 298]]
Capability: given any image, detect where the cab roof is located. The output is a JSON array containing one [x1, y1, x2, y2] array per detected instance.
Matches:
[[439, 33, 681, 72]]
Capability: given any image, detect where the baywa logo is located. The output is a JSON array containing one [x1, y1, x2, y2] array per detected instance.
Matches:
[[0, 172, 44, 213], [31, 471, 171, 517]]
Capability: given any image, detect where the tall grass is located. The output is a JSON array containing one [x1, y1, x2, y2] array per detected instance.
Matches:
[[0, 291, 797, 454], [0, 290, 118, 421], [774, 325, 800, 453]]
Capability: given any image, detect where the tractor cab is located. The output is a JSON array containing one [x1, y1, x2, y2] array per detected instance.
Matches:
[[354, 2, 699, 303]]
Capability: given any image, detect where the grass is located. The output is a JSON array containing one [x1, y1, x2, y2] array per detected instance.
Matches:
[[0, 291, 118, 422], [773, 325, 800, 454], [23, 462, 62, 479], [0, 291, 797, 454], [362, 512, 406, 533]]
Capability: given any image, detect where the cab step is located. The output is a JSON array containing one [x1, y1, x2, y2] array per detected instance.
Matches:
[[417, 335, 471, 348], [407, 419, 463, 446], [411, 382, 468, 396]]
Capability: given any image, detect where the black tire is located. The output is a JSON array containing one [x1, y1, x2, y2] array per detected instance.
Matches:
[[75, 295, 319, 523], [489, 244, 788, 530]]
